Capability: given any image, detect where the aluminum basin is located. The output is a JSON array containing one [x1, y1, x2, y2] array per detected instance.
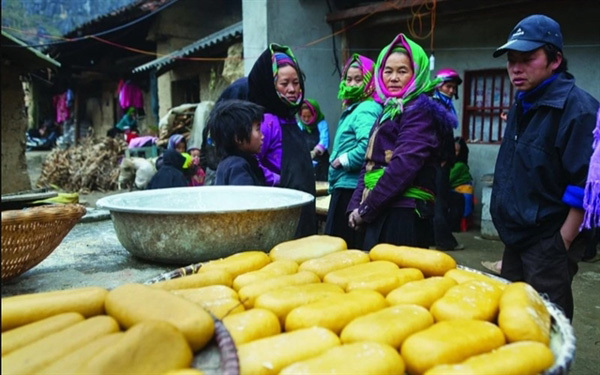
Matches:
[[96, 186, 314, 264]]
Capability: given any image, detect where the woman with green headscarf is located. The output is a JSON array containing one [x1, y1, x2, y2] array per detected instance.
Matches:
[[347, 34, 456, 251], [324, 53, 382, 249], [297, 98, 330, 181]]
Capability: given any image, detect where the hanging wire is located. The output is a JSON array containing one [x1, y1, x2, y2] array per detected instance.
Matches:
[[325, 0, 342, 77], [2, 0, 438, 66], [405, 0, 437, 45], [1, 0, 182, 49], [89, 35, 230, 61]]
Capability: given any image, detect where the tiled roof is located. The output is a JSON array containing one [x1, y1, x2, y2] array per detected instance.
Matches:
[[132, 21, 242, 73]]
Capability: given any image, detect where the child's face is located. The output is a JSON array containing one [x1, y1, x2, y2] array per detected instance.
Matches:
[[175, 142, 186, 154], [190, 149, 201, 158], [300, 108, 313, 124], [238, 121, 263, 154]]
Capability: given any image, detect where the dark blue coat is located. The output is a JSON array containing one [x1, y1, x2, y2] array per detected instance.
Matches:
[[146, 149, 189, 190], [215, 154, 266, 186], [491, 72, 599, 248]]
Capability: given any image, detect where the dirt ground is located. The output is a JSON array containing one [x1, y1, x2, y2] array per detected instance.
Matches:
[[21, 151, 600, 375]]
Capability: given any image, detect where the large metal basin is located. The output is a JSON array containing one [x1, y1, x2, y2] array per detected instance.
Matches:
[[96, 186, 314, 264]]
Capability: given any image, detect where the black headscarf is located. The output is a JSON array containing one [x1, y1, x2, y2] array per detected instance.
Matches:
[[248, 43, 305, 118], [146, 149, 189, 190], [217, 77, 249, 103]]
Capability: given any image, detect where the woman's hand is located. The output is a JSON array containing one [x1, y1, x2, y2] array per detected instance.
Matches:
[[348, 209, 364, 231], [331, 158, 342, 169], [313, 147, 324, 156]]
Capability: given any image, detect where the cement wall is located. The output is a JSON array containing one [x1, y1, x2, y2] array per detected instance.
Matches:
[[242, 0, 268, 74], [242, 0, 344, 148], [467, 144, 500, 223], [1, 68, 32, 193], [152, 0, 242, 117]]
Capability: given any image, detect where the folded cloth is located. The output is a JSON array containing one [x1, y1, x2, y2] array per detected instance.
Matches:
[[129, 136, 157, 149]]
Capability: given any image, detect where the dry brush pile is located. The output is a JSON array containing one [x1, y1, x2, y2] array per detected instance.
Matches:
[[36, 137, 127, 193]]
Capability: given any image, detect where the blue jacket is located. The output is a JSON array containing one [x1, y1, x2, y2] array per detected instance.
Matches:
[[491, 72, 599, 249]]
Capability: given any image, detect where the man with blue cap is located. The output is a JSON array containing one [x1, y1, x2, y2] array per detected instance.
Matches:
[[490, 14, 599, 321]]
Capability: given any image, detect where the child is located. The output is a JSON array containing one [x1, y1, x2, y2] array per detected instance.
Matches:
[[146, 149, 189, 190], [207, 99, 266, 186], [124, 124, 140, 145], [155, 134, 187, 170], [187, 146, 206, 186], [168, 134, 187, 153], [297, 99, 330, 181]]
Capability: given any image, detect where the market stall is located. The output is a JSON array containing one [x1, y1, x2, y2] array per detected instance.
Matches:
[[1, 187, 577, 375]]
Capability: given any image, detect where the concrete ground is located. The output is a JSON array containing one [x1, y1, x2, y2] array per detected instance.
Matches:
[[6, 151, 598, 374]]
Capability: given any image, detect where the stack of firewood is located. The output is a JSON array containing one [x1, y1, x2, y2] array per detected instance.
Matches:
[[36, 137, 127, 193], [156, 104, 197, 148]]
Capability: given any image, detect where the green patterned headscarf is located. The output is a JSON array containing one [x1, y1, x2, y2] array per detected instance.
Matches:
[[374, 33, 441, 122], [337, 54, 379, 107]]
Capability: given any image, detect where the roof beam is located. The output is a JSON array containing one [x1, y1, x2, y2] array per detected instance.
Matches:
[[326, 0, 449, 23]]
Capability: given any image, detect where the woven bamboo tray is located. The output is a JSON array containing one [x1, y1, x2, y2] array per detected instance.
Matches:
[[1, 204, 87, 281]]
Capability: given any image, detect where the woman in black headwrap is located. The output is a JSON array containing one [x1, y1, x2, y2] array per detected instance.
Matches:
[[248, 44, 317, 238]]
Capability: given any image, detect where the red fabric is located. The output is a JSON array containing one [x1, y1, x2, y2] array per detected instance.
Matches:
[[189, 165, 206, 187], [124, 130, 139, 144], [460, 216, 473, 232]]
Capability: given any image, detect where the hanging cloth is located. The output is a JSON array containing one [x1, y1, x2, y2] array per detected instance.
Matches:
[[119, 80, 144, 109], [582, 108, 600, 229]]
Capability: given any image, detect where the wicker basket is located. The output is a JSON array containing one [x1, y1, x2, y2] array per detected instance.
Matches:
[[1, 204, 87, 281]]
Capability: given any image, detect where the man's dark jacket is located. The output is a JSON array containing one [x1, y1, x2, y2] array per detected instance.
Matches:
[[491, 72, 599, 249]]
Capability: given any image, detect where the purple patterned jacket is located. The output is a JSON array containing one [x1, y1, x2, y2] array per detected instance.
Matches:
[[348, 94, 456, 223], [257, 113, 285, 186]]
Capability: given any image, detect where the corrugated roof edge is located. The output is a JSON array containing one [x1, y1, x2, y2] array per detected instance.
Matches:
[[63, 0, 175, 37], [132, 21, 243, 73], [2, 30, 61, 67]]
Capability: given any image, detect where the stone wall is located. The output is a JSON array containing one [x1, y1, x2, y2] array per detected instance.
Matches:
[[2, 67, 32, 194]]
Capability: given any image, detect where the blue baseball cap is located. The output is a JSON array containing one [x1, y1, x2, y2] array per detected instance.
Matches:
[[493, 14, 563, 57]]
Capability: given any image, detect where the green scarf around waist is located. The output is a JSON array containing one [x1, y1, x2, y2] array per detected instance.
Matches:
[[364, 168, 434, 201]]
